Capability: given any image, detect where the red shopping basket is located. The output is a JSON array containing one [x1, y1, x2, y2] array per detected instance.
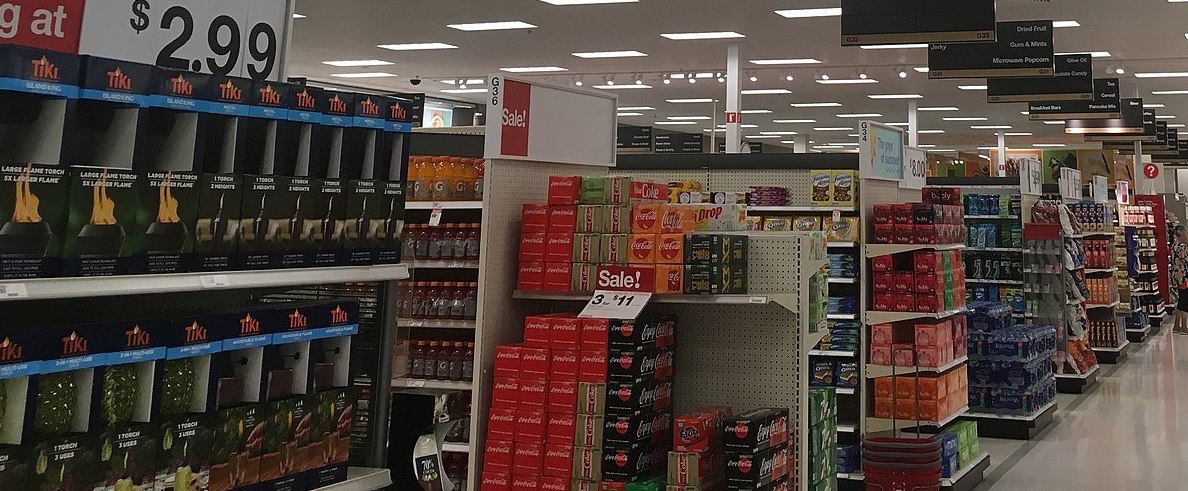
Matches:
[[862, 437, 942, 491]]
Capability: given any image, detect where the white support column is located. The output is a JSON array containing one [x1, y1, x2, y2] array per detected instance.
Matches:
[[710, 99, 718, 154], [907, 99, 919, 147], [997, 131, 1007, 177], [726, 45, 741, 153], [795, 134, 808, 153], [1135, 142, 1144, 193]]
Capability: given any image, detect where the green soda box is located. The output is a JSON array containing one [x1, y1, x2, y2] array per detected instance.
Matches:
[[580, 176, 608, 204], [812, 476, 839, 491], [626, 475, 665, 491], [808, 387, 837, 425]]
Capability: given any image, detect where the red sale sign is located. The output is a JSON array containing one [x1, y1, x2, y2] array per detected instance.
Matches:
[[0, 0, 85, 52], [500, 79, 531, 157]]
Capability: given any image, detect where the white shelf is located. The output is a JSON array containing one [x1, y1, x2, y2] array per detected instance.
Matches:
[[0, 265, 409, 302], [1092, 340, 1131, 353], [1067, 234, 1084, 239], [828, 277, 858, 284], [1085, 267, 1117, 274], [865, 308, 966, 325], [828, 313, 857, 320], [828, 242, 858, 248], [441, 442, 471, 453], [1150, 311, 1168, 319], [1137, 248, 1158, 253], [941, 452, 990, 487], [1082, 231, 1118, 237], [1124, 224, 1157, 229], [1128, 325, 1153, 335], [837, 472, 865, 481], [965, 400, 1057, 421], [413, 260, 480, 269], [319, 468, 391, 491], [837, 423, 857, 433], [866, 356, 969, 379], [406, 201, 484, 210], [966, 278, 1023, 285], [836, 387, 857, 395], [966, 246, 1023, 253], [1132, 291, 1161, 296], [1086, 301, 1120, 309], [809, 349, 857, 358], [865, 243, 964, 257], [397, 319, 477, 329], [964, 215, 1020, 219], [512, 290, 795, 307], [749, 205, 856, 213], [1055, 364, 1100, 380], [392, 378, 473, 391]]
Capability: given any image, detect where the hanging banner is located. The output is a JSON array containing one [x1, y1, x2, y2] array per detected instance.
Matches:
[[617, 124, 652, 150], [987, 53, 1093, 103], [858, 120, 905, 181], [1028, 78, 1120, 120], [928, 20, 1054, 79], [840, 0, 996, 45], [485, 75, 617, 166], [1099, 108, 1159, 147]]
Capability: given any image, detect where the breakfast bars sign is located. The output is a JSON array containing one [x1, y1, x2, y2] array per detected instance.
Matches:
[[485, 75, 618, 166]]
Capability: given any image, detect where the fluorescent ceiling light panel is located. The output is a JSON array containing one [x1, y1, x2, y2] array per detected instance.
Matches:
[[1005, 132, 1034, 136], [919, 107, 960, 111], [661, 31, 746, 40], [746, 135, 781, 139], [1157, 115, 1177, 119], [1056, 51, 1111, 58], [441, 78, 486, 85], [618, 106, 655, 111], [1153, 90, 1188, 95], [500, 66, 568, 72], [827, 143, 861, 146], [837, 113, 883, 118], [781, 140, 797, 144], [323, 60, 392, 67], [1136, 72, 1188, 78], [704, 129, 726, 132], [817, 78, 878, 84], [943, 117, 988, 121], [814, 127, 854, 131], [616, 112, 644, 116], [861, 44, 929, 49], [718, 124, 759, 128], [1033, 143, 1067, 147], [667, 116, 712, 120], [441, 88, 489, 93], [666, 98, 714, 103], [887, 122, 909, 126], [378, 42, 458, 51], [749, 58, 822, 65], [790, 102, 841, 108], [541, 0, 638, 4], [654, 121, 697, 125], [868, 94, 924, 99], [774, 7, 841, 18], [1145, 103, 1166, 108], [913, 67, 930, 73], [813, 145, 844, 149], [760, 131, 799, 135], [741, 89, 792, 94], [741, 109, 773, 114], [1043, 120, 1066, 125], [292, 13, 306, 19], [971, 125, 1012, 129], [918, 130, 946, 134], [1020, 111, 1030, 115], [773, 119, 817, 123], [959, 85, 988, 90], [919, 144, 936, 148], [448, 21, 537, 31], [1169, 123, 1187, 128], [572, 50, 648, 58], [593, 84, 651, 89], [1052, 20, 1081, 28], [330, 72, 397, 78]]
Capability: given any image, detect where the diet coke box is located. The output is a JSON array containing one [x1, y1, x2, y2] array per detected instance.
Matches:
[[484, 439, 514, 471], [494, 345, 521, 378], [487, 407, 516, 441], [521, 204, 549, 233], [548, 380, 578, 413], [481, 471, 511, 491]]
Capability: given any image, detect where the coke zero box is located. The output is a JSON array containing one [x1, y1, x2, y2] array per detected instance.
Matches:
[[608, 345, 673, 382], [601, 442, 670, 482], [725, 444, 789, 489], [575, 413, 604, 447], [721, 408, 789, 454], [667, 450, 725, 486], [609, 316, 676, 350], [603, 409, 673, 447], [571, 446, 603, 481], [577, 381, 607, 414], [606, 378, 673, 417]]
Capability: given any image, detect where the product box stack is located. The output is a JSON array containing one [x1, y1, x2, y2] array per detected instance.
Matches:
[[807, 389, 838, 491], [966, 302, 1058, 416], [518, 175, 750, 294], [483, 314, 675, 490], [870, 249, 967, 314], [937, 421, 981, 477], [871, 187, 967, 245], [666, 407, 732, 491], [721, 409, 791, 491]]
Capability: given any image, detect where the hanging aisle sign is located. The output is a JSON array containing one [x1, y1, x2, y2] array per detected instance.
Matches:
[[1028, 78, 1120, 120], [1059, 168, 1083, 200], [928, 20, 1054, 79], [485, 75, 617, 166], [858, 121, 905, 181], [840, 0, 996, 45], [987, 53, 1093, 103]]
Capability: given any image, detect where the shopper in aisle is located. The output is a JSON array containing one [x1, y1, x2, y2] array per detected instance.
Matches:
[[1172, 225, 1188, 334]]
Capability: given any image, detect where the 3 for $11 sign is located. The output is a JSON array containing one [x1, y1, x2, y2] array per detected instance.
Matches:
[[580, 265, 655, 319]]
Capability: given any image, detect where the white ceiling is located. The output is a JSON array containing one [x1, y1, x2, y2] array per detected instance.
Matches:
[[289, 0, 1188, 151]]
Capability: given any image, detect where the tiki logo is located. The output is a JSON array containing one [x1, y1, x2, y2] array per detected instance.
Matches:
[[107, 68, 132, 92]]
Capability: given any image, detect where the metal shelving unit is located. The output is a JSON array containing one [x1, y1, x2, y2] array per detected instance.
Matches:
[[322, 468, 393, 491]]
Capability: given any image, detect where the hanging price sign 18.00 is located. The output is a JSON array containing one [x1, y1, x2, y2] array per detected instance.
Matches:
[[79, 0, 290, 81]]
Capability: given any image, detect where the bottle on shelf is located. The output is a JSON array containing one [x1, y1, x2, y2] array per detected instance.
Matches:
[[424, 341, 440, 378], [461, 158, 478, 201], [431, 157, 451, 201], [449, 282, 466, 320], [452, 225, 469, 262], [463, 342, 475, 381], [463, 282, 478, 321], [414, 225, 431, 260], [465, 223, 481, 260], [449, 341, 465, 380], [410, 340, 426, 378], [436, 341, 452, 380], [439, 224, 456, 259]]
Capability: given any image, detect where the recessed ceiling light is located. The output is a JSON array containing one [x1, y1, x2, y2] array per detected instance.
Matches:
[[616, 112, 644, 116], [959, 85, 988, 90], [572, 50, 648, 58], [971, 125, 1012, 129], [718, 124, 759, 128], [774, 7, 842, 18], [742, 109, 773, 114], [790, 102, 842, 108], [749, 58, 822, 65], [1056, 51, 1111, 58], [813, 145, 844, 149], [919, 107, 960, 111], [330, 72, 397, 78], [1020, 111, 1030, 115], [1043, 120, 1066, 125], [1136, 72, 1188, 78], [1157, 115, 1178, 119], [323, 60, 393, 67], [837, 113, 883, 118], [760, 131, 799, 135], [827, 143, 861, 146], [918, 130, 946, 134], [704, 128, 726, 132], [913, 67, 930, 73], [1052, 20, 1081, 28], [292, 13, 306, 19], [592, 84, 651, 89], [661, 31, 746, 40], [448, 21, 537, 31], [540, 0, 638, 4], [780, 140, 797, 144], [441, 88, 490, 93], [1169, 123, 1187, 128], [741, 89, 792, 95], [919, 144, 937, 148], [773, 119, 817, 123], [943, 117, 988, 121], [666, 98, 714, 103], [1005, 132, 1034, 136], [860, 44, 929, 49], [378, 42, 458, 51], [976, 146, 999, 150], [817, 78, 879, 84], [654, 121, 697, 125], [1033, 143, 1067, 147], [500, 66, 568, 73], [1153, 90, 1188, 95], [814, 127, 854, 131], [618, 106, 655, 111], [1145, 103, 1166, 108], [868, 94, 924, 99], [746, 135, 782, 139], [668, 116, 712, 120]]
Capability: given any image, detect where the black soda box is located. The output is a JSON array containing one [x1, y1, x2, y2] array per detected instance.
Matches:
[[608, 316, 676, 350], [722, 408, 789, 454], [725, 444, 789, 489]]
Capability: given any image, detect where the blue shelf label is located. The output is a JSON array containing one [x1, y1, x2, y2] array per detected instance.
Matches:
[[44, 354, 105, 374], [109, 347, 167, 364], [80, 89, 149, 106], [223, 334, 271, 350], [0, 361, 42, 380], [167, 342, 221, 359], [0, 77, 79, 98]]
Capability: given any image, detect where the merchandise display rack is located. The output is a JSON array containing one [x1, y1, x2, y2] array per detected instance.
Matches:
[[472, 156, 833, 491], [1120, 202, 1165, 342], [1075, 198, 1128, 365]]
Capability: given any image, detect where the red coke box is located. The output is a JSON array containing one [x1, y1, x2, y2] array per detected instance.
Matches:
[[488, 407, 517, 441], [515, 408, 547, 441], [519, 378, 548, 408], [523, 315, 551, 348], [481, 471, 511, 491], [630, 180, 666, 203], [513, 441, 544, 475], [519, 233, 546, 262], [549, 315, 581, 351], [550, 350, 579, 380], [520, 346, 550, 378], [539, 476, 567, 491], [549, 176, 582, 205], [549, 205, 578, 234], [517, 262, 545, 291], [545, 233, 575, 263], [544, 262, 574, 292], [511, 474, 539, 491], [580, 318, 610, 351], [547, 412, 577, 447], [485, 439, 514, 471], [494, 345, 521, 378], [543, 444, 575, 478], [548, 380, 578, 413], [492, 377, 520, 409], [522, 204, 550, 234], [595, 265, 655, 292], [579, 349, 608, 383]]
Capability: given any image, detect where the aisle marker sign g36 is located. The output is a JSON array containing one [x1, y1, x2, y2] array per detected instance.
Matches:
[[858, 120, 906, 182]]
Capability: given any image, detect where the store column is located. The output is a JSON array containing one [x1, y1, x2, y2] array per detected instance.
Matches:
[[997, 131, 1007, 176], [725, 44, 742, 153], [907, 99, 919, 147]]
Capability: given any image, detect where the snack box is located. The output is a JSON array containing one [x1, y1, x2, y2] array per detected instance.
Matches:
[[810, 170, 833, 206]]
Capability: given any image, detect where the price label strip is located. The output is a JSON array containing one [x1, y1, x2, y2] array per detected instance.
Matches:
[[0, 284, 29, 299], [579, 290, 652, 320], [429, 207, 444, 227], [200, 274, 231, 288]]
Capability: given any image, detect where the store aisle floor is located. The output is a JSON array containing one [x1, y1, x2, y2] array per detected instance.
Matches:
[[974, 330, 1187, 490]]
